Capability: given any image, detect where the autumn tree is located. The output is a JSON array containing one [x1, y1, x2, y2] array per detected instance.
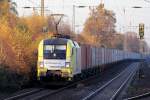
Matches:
[[82, 3, 116, 46], [0, 0, 18, 21], [125, 32, 140, 52], [0, 0, 17, 68], [107, 33, 124, 49], [0, 0, 73, 89], [0, 0, 72, 73]]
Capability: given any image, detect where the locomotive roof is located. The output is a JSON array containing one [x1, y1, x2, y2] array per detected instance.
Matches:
[[44, 38, 69, 45]]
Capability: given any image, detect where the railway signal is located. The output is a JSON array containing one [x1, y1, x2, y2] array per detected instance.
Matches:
[[139, 23, 145, 39]]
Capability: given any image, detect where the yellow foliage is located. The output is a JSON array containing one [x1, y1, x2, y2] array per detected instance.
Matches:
[[0, 18, 11, 39], [82, 3, 116, 47], [21, 15, 47, 34], [0, 2, 72, 74], [0, 1, 10, 17], [78, 32, 101, 46]]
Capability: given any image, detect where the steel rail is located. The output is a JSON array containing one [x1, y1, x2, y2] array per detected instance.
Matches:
[[4, 88, 44, 100], [32, 73, 103, 100], [4, 62, 131, 100], [34, 62, 130, 100], [82, 63, 137, 100], [110, 65, 138, 100], [124, 91, 150, 100], [4, 71, 103, 100]]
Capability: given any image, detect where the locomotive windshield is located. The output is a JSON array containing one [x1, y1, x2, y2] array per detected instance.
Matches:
[[44, 45, 66, 59]]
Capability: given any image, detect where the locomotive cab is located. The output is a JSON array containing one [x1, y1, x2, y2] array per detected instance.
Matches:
[[37, 38, 81, 81]]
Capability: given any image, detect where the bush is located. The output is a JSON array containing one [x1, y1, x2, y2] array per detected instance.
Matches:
[[0, 66, 29, 92]]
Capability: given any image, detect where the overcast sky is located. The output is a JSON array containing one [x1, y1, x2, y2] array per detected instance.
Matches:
[[13, 0, 150, 45]]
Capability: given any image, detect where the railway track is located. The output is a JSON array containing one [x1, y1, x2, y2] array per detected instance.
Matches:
[[4, 88, 47, 100], [39, 62, 132, 100], [124, 91, 150, 100], [4, 83, 77, 100], [4, 70, 105, 100], [4, 62, 137, 100], [82, 63, 139, 100]]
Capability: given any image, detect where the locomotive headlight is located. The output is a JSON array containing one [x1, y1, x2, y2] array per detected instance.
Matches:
[[66, 62, 70, 68], [39, 61, 44, 68]]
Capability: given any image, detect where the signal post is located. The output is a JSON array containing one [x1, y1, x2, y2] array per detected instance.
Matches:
[[139, 23, 145, 54], [138, 23, 145, 79]]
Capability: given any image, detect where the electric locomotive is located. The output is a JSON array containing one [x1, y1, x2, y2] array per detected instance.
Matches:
[[37, 36, 81, 81]]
